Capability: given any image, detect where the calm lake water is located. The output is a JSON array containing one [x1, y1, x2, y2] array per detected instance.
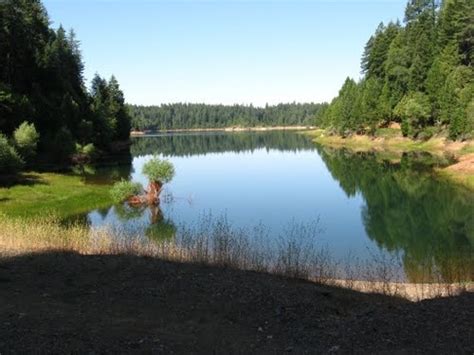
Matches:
[[82, 131, 473, 282]]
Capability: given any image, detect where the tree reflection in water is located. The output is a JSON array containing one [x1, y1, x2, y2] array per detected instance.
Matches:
[[316, 145, 474, 283]]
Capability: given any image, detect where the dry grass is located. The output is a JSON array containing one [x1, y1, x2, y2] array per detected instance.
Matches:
[[0, 215, 471, 301]]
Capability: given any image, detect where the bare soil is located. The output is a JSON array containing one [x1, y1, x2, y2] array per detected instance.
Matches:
[[0, 252, 473, 354], [445, 153, 474, 174]]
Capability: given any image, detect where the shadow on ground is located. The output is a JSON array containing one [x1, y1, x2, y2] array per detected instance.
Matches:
[[0, 173, 48, 188], [0, 251, 472, 353]]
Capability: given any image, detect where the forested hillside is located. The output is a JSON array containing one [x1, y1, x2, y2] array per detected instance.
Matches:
[[128, 103, 327, 131], [0, 0, 131, 172], [319, 0, 473, 140]]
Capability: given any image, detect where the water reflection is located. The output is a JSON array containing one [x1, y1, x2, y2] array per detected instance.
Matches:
[[115, 203, 177, 241], [316, 145, 474, 282], [79, 132, 473, 282], [131, 131, 315, 157]]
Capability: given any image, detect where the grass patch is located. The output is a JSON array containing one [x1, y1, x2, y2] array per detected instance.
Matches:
[[375, 127, 401, 139], [0, 172, 113, 219], [460, 143, 474, 155]]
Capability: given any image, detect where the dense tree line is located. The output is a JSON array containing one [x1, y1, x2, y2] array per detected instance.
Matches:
[[128, 103, 327, 131], [0, 0, 131, 172], [319, 0, 474, 140]]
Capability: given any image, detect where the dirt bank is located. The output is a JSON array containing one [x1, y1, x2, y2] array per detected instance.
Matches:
[[0, 252, 472, 353], [444, 152, 474, 174]]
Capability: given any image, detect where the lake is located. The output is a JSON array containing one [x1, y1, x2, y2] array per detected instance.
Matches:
[[81, 131, 473, 282]]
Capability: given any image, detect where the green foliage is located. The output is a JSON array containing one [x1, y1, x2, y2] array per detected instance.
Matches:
[[361, 22, 401, 79], [417, 126, 438, 141], [76, 143, 96, 157], [13, 121, 40, 160], [360, 77, 384, 133], [110, 179, 143, 204], [0, 0, 131, 168], [0, 134, 24, 173], [73, 143, 97, 164], [438, 0, 474, 65], [142, 157, 175, 184], [128, 102, 327, 131], [425, 44, 459, 122], [321, 0, 474, 140], [394, 92, 431, 137], [440, 67, 474, 139]]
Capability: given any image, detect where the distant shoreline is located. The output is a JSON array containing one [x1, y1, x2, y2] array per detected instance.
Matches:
[[130, 125, 315, 136]]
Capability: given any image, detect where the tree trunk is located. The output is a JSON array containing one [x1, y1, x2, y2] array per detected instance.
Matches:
[[146, 181, 162, 205]]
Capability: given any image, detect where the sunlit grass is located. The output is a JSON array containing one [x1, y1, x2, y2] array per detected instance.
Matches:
[[460, 143, 474, 155], [375, 127, 401, 139], [0, 172, 113, 219]]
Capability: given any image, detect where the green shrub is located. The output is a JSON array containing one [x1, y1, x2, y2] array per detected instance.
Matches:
[[0, 134, 24, 173], [77, 143, 96, 156], [394, 92, 431, 137], [73, 143, 97, 164], [416, 126, 437, 141], [110, 179, 143, 204], [13, 121, 39, 159], [142, 157, 175, 183]]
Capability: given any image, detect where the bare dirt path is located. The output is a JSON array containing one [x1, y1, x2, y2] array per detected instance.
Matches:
[[0, 252, 473, 353]]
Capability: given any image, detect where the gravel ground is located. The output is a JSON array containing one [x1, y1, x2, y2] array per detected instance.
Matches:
[[0, 252, 472, 354]]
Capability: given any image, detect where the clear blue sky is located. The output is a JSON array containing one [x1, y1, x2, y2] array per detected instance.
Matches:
[[43, 0, 405, 106]]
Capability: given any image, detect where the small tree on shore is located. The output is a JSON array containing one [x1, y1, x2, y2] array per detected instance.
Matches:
[[141, 157, 175, 205], [0, 134, 24, 174], [13, 122, 40, 161], [110, 157, 175, 206]]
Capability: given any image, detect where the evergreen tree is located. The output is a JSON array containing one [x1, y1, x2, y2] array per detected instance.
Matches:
[[394, 91, 431, 136], [322, 0, 473, 140], [0, 0, 132, 167], [360, 77, 384, 133], [425, 43, 459, 122]]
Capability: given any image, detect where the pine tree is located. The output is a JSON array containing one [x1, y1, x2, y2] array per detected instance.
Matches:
[[425, 43, 459, 122], [360, 77, 384, 133]]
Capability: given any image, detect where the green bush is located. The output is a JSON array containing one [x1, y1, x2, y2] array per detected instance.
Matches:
[[0, 134, 24, 173], [73, 143, 97, 164], [416, 126, 438, 141], [77, 143, 96, 156], [110, 179, 143, 204], [13, 121, 40, 160], [142, 157, 175, 184], [394, 92, 431, 137]]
